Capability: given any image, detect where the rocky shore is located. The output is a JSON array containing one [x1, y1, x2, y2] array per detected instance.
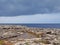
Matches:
[[0, 25, 60, 45]]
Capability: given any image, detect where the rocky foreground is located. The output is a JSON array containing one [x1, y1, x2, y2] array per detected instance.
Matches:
[[0, 25, 60, 45]]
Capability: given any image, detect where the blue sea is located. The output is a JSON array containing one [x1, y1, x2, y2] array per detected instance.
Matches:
[[0, 24, 60, 28]]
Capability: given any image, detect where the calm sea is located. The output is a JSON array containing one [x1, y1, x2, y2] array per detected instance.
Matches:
[[0, 24, 60, 28]]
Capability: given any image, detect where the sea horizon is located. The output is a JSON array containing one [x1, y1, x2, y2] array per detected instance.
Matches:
[[0, 23, 60, 28]]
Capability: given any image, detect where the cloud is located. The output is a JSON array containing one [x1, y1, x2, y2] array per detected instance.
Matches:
[[0, 13, 60, 23], [0, 0, 60, 16]]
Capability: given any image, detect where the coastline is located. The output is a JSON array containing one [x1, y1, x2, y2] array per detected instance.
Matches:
[[0, 25, 60, 45]]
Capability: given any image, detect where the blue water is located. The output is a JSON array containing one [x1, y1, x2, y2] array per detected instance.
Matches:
[[18, 24, 60, 28], [0, 24, 60, 28]]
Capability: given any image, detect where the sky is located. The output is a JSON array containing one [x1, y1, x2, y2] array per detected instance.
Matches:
[[0, 0, 60, 23]]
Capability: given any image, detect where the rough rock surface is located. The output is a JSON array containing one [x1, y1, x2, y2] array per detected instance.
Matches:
[[0, 25, 60, 45]]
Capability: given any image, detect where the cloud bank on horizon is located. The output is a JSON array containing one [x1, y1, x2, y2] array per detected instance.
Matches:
[[0, 0, 60, 16], [0, 13, 60, 23]]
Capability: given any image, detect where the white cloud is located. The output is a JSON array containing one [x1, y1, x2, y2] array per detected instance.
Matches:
[[0, 13, 60, 23]]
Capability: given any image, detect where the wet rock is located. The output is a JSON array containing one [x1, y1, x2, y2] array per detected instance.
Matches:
[[46, 31, 51, 34]]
